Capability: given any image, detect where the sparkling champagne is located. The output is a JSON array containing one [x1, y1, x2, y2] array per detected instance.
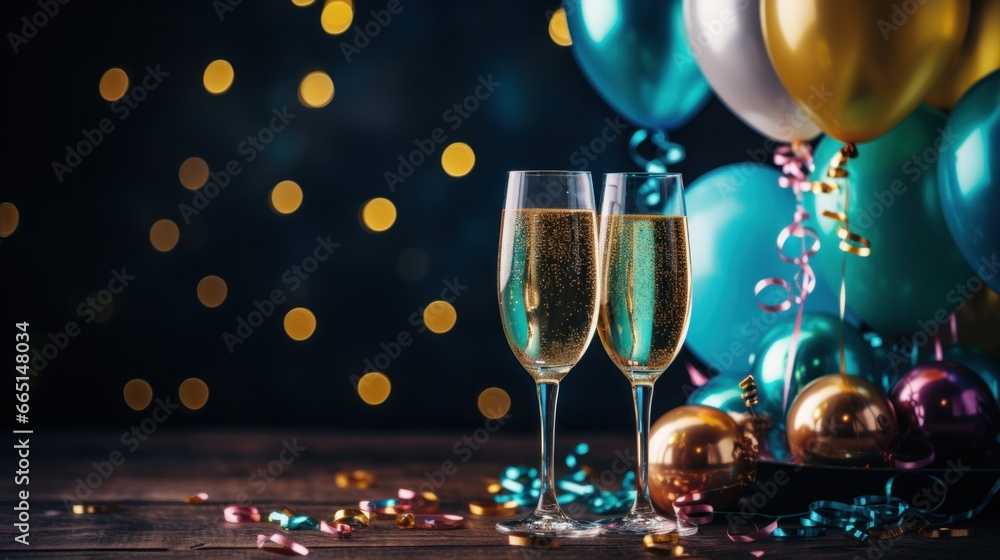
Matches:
[[498, 208, 599, 381], [598, 215, 691, 383]]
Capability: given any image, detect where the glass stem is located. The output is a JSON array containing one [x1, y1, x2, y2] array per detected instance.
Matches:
[[535, 380, 562, 516], [631, 382, 656, 515]]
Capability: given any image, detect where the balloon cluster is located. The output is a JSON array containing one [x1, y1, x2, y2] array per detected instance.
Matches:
[[566, 0, 1000, 469]]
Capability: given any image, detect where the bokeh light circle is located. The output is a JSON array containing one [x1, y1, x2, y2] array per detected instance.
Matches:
[[100, 68, 129, 101], [423, 300, 457, 333], [197, 275, 228, 308], [358, 372, 391, 405], [123, 379, 153, 411], [284, 307, 317, 341], [478, 387, 511, 419], [149, 219, 180, 252], [361, 198, 397, 232], [179, 157, 209, 190], [179, 378, 210, 410], [299, 71, 335, 108], [441, 142, 476, 177], [271, 180, 304, 214], [203, 59, 235, 94]]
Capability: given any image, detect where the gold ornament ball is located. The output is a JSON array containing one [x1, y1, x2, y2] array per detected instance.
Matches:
[[648, 405, 756, 513], [786, 374, 898, 467]]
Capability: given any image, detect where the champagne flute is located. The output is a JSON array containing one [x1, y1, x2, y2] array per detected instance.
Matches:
[[596, 172, 696, 535], [496, 170, 602, 537]]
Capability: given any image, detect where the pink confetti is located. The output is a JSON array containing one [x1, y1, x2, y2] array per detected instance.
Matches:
[[751, 551, 765, 558], [185, 492, 209, 504], [224, 505, 260, 523], [257, 533, 309, 556], [686, 363, 709, 387]]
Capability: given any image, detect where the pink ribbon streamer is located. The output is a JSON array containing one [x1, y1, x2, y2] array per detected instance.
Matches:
[[257, 533, 309, 555], [223, 505, 260, 523], [755, 143, 820, 414], [673, 493, 714, 524]]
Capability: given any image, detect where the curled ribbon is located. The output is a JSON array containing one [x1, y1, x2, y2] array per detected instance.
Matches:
[[223, 505, 260, 523], [755, 141, 822, 413], [257, 533, 309, 556]]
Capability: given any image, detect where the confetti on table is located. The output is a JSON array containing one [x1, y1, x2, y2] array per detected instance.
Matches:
[[224, 505, 260, 523], [71, 503, 121, 514], [508, 533, 559, 548], [257, 533, 309, 556], [185, 492, 209, 504], [334, 469, 375, 489]]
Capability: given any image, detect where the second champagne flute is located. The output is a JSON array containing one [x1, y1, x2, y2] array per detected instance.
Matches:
[[596, 172, 696, 535]]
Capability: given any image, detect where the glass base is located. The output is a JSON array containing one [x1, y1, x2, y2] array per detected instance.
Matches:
[[598, 512, 699, 536], [496, 512, 603, 538]]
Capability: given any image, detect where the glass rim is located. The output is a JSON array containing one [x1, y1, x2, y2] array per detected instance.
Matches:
[[603, 172, 683, 178], [507, 170, 592, 176]]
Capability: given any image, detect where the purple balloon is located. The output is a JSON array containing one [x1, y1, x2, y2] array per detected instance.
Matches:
[[890, 362, 999, 466]]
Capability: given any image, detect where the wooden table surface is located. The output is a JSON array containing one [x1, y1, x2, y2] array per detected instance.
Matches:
[[1, 430, 996, 559]]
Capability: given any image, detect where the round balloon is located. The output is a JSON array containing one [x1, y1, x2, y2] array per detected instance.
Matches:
[[806, 106, 976, 336], [926, 0, 1000, 110], [761, 0, 970, 143], [565, 0, 712, 131], [683, 0, 819, 142], [787, 374, 898, 467], [955, 287, 1000, 355], [937, 345, 1000, 406], [890, 361, 999, 465], [938, 69, 1000, 295], [686, 163, 841, 376], [648, 405, 755, 512], [750, 313, 880, 421]]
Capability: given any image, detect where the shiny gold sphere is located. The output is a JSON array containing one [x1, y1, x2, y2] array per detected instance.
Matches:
[[648, 405, 756, 513], [786, 374, 897, 467]]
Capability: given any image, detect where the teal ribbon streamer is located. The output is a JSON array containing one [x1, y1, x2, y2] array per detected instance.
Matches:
[[495, 442, 636, 514]]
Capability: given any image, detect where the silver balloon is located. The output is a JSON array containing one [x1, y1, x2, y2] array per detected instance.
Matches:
[[683, 0, 821, 143]]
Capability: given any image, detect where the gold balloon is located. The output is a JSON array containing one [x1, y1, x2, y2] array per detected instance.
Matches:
[[955, 287, 1000, 355], [761, 0, 970, 143], [927, 0, 1000, 109], [648, 405, 755, 513], [786, 374, 898, 467]]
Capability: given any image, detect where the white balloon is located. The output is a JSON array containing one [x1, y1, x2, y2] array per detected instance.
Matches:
[[683, 0, 821, 143]]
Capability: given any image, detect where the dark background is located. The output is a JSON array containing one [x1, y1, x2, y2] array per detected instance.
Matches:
[[1, 0, 768, 433]]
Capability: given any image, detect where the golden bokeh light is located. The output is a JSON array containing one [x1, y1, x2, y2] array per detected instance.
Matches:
[[149, 219, 180, 252], [284, 307, 317, 341], [441, 142, 476, 177], [321, 0, 354, 34], [0, 202, 19, 237], [123, 379, 153, 411], [197, 275, 228, 308], [99, 68, 129, 101], [299, 71, 335, 108], [270, 180, 304, 214], [358, 372, 391, 405], [203, 59, 235, 94], [361, 198, 397, 232], [292, 0, 316, 5], [548, 8, 573, 46], [179, 157, 209, 190], [423, 300, 457, 334], [179, 378, 210, 410], [478, 387, 511, 419]]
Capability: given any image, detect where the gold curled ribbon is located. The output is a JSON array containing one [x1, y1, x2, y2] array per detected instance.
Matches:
[[812, 143, 871, 257], [739, 375, 759, 409], [642, 533, 688, 557], [330, 508, 370, 528], [468, 501, 519, 516], [508, 533, 559, 548], [918, 526, 973, 539], [394, 513, 415, 529], [868, 518, 928, 540], [71, 503, 122, 514], [334, 469, 375, 489]]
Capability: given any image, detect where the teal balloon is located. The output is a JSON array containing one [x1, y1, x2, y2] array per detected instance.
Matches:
[[806, 105, 976, 336], [685, 164, 842, 376], [565, 0, 711, 131], [750, 313, 880, 423], [939, 69, 1000, 294]]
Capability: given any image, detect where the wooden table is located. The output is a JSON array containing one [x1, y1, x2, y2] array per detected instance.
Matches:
[[1, 430, 996, 558]]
